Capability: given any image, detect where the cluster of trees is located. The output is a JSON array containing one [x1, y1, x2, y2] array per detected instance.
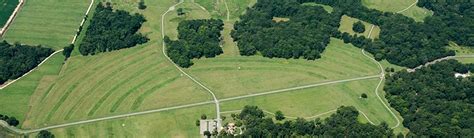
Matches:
[[165, 19, 224, 68], [352, 21, 365, 33], [297, 0, 472, 68], [138, 0, 146, 10], [231, 0, 340, 60], [229, 105, 393, 137], [79, 3, 149, 55], [384, 60, 474, 136], [0, 114, 20, 127], [63, 44, 74, 60], [37, 130, 54, 138], [0, 41, 54, 84]]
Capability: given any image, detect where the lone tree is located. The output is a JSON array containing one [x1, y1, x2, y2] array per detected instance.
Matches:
[[37, 130, 55, 138], [138, 0, 147, 10], [352, 21, 365, 33], [203, 130, 211, 138], [361, 93, 368, 98], [63, 44, 74, 60], [177, 8, 185, 16], [201, 114, 207, 120], [275, 110, 285, 121]]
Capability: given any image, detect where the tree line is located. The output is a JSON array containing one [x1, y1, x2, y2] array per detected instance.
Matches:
[[224, 105, 393, 137], [0, 41, 54, 84], [231, 0, 339, 60], [79, 3, 149, 56], [165, 19, 224, 68], [297, 0, 473, 68], [384, 60, 474, 136], [0, 114, 19, 127]]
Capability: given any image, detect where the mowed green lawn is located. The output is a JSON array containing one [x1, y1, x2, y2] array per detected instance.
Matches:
[[14, 0, 213, 129], [339, 15, 380, 39], [0, 53, 64, 125], [0, 0, 18, 27], [196, 0, 256, 20], [362, 0, 432, 22], [3, 0, 90, 50], [31, 105, 215, 137], [220, 78, 406, 133]]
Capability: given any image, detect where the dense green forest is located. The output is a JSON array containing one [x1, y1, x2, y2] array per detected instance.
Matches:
[[0, 41, 54, 84], [226, 106, 393, 137], [79, 3, 149, 55], [231, 0, 339, 60], [248, 0, 474, 68], [165, 19, 224, 68], [385, 60, 474, 136]]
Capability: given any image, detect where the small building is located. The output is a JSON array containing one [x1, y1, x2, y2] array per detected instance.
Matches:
[[199, 119, 218, 135]]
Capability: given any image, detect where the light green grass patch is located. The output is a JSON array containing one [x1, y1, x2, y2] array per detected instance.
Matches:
[[447, 41, 474, 56], [362, 0, 432, 22], [3, 0, 90, 50], [0, 54, 64, 125], [220, 78, 406, 134], [186, 38, 380, 98], [30, 105, 215, 137], [195, 0, 256, 20], [339, 15, 380, 39], [301, 2, 333, 13]]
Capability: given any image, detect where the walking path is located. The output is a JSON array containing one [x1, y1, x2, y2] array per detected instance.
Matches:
[[408, 55, 474, 72], [365, 25, 401, 129], [161, 0, 222, 125], [396, 0, 418, 13]]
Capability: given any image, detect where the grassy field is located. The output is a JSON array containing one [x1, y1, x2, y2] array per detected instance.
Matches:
[[220, 78, 406, 133], [0, 53, 64, 124], [361, 0, 432, 22], [3, 0, 90, 50], [339, 15, 381, 39], [0, 0, 18, 27], [29, 105, 215, 137], [195, 0, 256, 20]]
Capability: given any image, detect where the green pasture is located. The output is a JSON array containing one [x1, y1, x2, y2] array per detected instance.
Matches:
[[220, 78, 406, 133], [3, 0, 90, 50], [339, 15, 380, 39], [362, 0, 432, 22], [0, 53, 64, 124], [0, 0, 18, 27], [195, 0, 256, 20], [30, 105, 215, 137]]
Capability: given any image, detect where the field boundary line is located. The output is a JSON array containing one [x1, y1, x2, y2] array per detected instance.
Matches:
[[161, 0, 222, 123], [0, 50, 63, 90], [219, 75, 380, 102], [396, 0, 418, 13], [0, 0, 24, 37], [0, 101, 215, 134]]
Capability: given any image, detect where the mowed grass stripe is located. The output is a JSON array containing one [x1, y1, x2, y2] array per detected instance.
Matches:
[[62, 51, 156, 120], [86, 60, 165, 116], [108, 67, 174, 113], [34, 47, 152, 125], [131, 76, 181, 110], [44, 84, 78, 122]]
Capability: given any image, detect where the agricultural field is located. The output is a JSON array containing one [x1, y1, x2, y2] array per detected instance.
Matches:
[[339, 15, 380, 39], [2, 0, 90, 50], [361, 0, 432, 22], [0, 0, 18, 27]]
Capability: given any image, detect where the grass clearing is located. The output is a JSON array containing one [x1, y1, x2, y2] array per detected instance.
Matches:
[[0, 0, 18, 27], [0, 53, 64, 125], [195, 0, 256, 20], [361, 0, 432, 22], [3, 0, 90, 50], [301, 2, 333, 13], [339, 15, 380, 39], [30, 105, 215, 137], [186, 38, 380, 98], [220, 78, 406, 134]]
